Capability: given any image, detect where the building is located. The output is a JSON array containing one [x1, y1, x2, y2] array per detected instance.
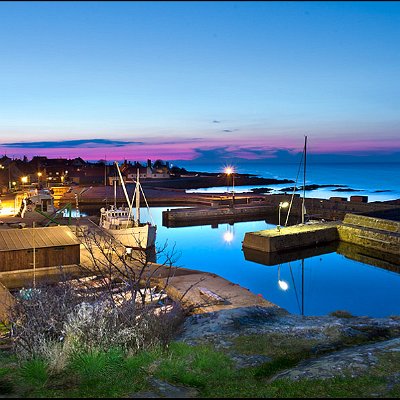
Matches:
[[0, 226, 80, 272], [121, 159, 170, 181]]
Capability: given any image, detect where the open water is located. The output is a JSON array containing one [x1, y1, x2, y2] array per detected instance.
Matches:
[[139, 162, 400, 317], [139, 206, 400, 318], [179, 161, 400, 202]]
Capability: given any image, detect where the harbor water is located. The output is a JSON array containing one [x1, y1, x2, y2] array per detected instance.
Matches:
[[139, 206, 400, 318]]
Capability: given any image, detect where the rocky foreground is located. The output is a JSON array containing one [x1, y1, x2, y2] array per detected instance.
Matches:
[[179, 306, 400, 381]]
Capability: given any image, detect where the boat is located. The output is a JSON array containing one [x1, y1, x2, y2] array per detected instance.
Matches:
[[99, 161, 157, 251], [16, 188, 56, 218], [284, 135, 312, 226]]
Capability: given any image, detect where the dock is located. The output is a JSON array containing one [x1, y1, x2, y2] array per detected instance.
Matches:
[[242, 213, 400, 258], [242, 222, 340, 253], [162, 194, 400, 227], [162, 203, 275, 227]]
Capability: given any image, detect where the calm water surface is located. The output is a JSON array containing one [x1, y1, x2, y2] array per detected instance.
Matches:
[[140, 207, 400, 318], [182, 162, 400, 202]]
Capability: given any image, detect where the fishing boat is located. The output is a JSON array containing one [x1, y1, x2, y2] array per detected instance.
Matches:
[[16, 188, 56, 218], [99, 162, 157, 250]]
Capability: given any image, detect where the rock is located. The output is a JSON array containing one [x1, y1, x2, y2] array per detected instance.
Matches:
[[270, 338, 400, 382], [229, 352, 272, 369], [129, 378, 198, 398]]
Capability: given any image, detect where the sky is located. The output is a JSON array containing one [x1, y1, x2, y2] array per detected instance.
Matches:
[[1, 1, 400, 164]]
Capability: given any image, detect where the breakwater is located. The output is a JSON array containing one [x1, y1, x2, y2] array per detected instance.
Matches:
[[242, 213, 400, 257]]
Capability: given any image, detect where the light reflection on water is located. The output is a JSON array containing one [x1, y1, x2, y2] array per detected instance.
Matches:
[[80, 205, 400, 318]]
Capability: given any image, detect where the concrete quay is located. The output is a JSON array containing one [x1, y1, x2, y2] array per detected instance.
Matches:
[[58, 185, 264, 209], [162, 203, 276, 227], [242, 213, 400, 258], [161, 193, 400, 227], [242, 222, 340, 253]]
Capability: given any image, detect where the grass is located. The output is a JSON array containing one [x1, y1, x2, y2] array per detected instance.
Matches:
[[0, 333, 399, 398], [232, 332, 319, 359]]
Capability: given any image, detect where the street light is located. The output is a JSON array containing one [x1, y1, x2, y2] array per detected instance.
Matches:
[[277, 201, 289, 231], [224, 166, 235, 207], [37, 172, 42, 187]]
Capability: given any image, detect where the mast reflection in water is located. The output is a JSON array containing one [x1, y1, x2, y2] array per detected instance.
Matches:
[[81, 206, 400, 318]]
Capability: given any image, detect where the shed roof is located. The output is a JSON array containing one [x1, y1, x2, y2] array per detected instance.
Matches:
[[0, 226, 80, 252]]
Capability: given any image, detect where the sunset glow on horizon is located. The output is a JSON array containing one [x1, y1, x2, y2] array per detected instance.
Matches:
[[0, 1, 399, 164]]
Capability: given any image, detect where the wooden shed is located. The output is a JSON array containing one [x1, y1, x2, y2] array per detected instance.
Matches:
[[0, 226, 80, 272]]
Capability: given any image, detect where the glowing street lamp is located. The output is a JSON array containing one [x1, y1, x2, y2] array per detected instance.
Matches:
[[277, 201, 289, 231], [21, 176, 28, 185], [224, 166, 235, 206]]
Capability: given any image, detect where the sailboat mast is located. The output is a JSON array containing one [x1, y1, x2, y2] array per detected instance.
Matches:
[[301, 258, 305, 316], [135, 169, 140, 226], [32, 222, 36, 289], [113, 177, 117, 208], [114, 161, 132, 209], [302, 135, 307, 224]]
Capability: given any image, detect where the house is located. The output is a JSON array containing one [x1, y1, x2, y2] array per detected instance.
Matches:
[[120, 159, 170, 181], [0, 226, 80, 272]]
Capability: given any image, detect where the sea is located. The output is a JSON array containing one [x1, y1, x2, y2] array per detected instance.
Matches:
[[176, 161, 400, 202], [85, 161, 400, 318], [154, 161, 399, 317]]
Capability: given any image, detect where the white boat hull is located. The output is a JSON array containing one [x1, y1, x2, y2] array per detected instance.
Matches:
[[104, 224, 156, 249]]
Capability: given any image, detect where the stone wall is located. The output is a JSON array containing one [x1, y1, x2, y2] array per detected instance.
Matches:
[[342, 214, 400, 232], [338, 214, 400, 255]]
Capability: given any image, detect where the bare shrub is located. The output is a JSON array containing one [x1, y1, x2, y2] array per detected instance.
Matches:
[[8, 226, 186, 368], [9, 280, 80, 362]]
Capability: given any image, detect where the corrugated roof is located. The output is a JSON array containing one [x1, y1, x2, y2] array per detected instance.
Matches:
[[0, 226, 80, 252]]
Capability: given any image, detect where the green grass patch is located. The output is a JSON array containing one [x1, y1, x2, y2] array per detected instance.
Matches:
[[155, 342, 235, 390], [1, 336, 400, 398], [232, 332, 318, 359]]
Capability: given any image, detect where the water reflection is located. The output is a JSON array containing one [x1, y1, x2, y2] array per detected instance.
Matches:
[[243, 242, 339, 266], [243, 241, 400, 274], [277, 265, 289, 291], [223, 224, 235, 244], [79, 206, 400, 317], [244, 240, 400, 317]]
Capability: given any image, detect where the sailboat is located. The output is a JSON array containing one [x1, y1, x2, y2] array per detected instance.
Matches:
[[99, 162, 157, 250], [284, 135, 310, 226]]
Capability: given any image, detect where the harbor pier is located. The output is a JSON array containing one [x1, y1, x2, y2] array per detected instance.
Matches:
[[242, 213, 400, 257]]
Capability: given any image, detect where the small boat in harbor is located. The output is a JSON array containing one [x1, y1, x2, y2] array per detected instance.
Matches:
[[99, 162, 157, 251], [16, 188, 56, 218]]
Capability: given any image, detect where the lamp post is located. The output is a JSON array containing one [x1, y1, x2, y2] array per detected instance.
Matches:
[[224, 166, 235, 207], [277, 201, 289, 231], [37, 172, 42, 187], [21, 176, 28, 188]]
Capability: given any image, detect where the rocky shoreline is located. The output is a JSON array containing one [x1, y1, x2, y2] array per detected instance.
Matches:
[[177, 306, 400, 383]]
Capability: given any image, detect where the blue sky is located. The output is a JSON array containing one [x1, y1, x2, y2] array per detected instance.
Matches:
[[0, 1, 399, 163]]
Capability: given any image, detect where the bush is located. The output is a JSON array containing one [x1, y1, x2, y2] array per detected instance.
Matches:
[[329, 310, 354, 319]]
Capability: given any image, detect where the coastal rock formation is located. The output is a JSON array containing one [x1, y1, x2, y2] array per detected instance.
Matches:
[[177, 306, 400, 381]]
